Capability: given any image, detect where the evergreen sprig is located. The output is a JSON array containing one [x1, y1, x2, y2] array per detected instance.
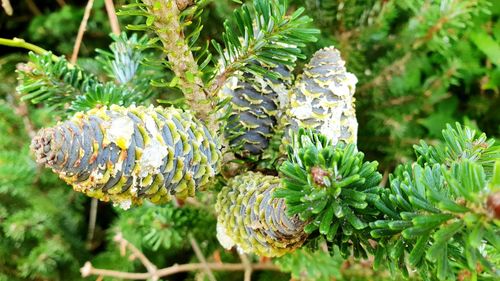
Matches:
[[118, 1, 210, 84], [115, 203, 216, 252], [211, 0, 319, 82], [278, 126, 499, 280], [276, 129, 383, 258], [414, 123, 500, 177], [96, 33, 146, 84], [95, 32, 159, 91], [0, 102, 87, 281], [370, 124, 500, 280], [17, 52, 147, 114]]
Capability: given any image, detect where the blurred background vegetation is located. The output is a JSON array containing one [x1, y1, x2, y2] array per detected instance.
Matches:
[[0, 0, 498, 280]]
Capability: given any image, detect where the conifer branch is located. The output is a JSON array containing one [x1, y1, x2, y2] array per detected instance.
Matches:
[[141, 0, 213, 124], [206, 0, 319, 97], [279, 125, 500, 280]]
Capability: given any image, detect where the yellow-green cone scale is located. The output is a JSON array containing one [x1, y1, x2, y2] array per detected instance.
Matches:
[[215, 172, 307, 257]]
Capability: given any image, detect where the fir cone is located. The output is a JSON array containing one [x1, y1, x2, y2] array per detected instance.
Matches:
[[284, 46, 358, 144], [215, 172, 307, 257], [31, 105, 221, 208], [222, 65, 291, 156]]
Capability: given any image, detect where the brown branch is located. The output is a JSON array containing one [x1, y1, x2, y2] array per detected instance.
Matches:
[[86, 198, 98, 247], [81, 233, 279, 280], [189, 234, 217, 281], [25, 0, 41, 15], [104, 0, 121, 35], [113, 233, 157, 276], [239, 252, 252, 281], [1, 0, 12, 15], [71, 0, 94, 64], [81, 261, 279, 280], [380, 169, 390, 188], [55, 0, 66, 7], [141, 0, 212, 125]]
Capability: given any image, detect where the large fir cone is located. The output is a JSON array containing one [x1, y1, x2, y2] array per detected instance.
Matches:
[[285, 46, 358, 144], [31, 105, 221, 208], [215, 172, 307, 257], [222, 65, 291, 156]]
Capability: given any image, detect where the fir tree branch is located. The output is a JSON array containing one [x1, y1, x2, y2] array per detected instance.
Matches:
[[141, 0, 213, 124], [279, 126, 500, 280], [206, 0, 318, 97], [71, 0, 95, 64], [17, 52, 147, 114]]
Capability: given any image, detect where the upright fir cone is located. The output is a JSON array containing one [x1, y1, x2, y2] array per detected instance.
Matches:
[[31, 105, 221, 208], [215, 172, 307, 257], [284, 46, 358, 144], [221, 64, 291, 156]]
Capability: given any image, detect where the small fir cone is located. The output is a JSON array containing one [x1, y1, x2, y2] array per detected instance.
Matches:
[[221, 64, 292, 156], [215, 172, 307, 257], [284, 46, 358, 144], [31, 105, 221, 208]]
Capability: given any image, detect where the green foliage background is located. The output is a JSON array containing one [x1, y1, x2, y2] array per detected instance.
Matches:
[[0, 0, 498, 280]]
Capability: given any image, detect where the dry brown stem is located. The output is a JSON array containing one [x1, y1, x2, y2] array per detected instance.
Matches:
[[55, 0, 66, 7], [104, 0, 121, 35], [80, 233, 279, 280], [239, 252, 252, 281], [71, 0, 94, 64], [189, 234, 217, 281], [85, 198, 98, 247], [25, 0, 41, 15], [1, 0, 13, 15]]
